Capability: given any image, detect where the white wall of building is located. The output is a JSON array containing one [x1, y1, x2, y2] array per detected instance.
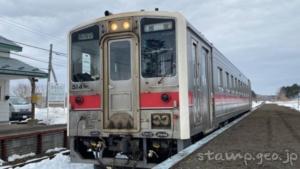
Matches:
[[0, 79, 9, 122]]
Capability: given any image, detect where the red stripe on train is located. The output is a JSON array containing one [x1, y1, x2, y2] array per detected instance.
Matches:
[[140, 92, 179, 109], [69, 92, 195, 110], [70, 95, 101, 110]]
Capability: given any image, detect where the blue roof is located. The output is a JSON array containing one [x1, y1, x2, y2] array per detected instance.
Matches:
[[0, 35, 22, 52], [0, 57, 48, 78]]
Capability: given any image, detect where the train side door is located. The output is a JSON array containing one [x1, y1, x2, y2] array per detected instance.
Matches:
[[192, 41, 202, 126], [103, 37, 140, 132], [199, 45, 213, 131]]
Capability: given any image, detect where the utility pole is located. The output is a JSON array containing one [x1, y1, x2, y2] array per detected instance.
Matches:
[[46, 44, 53, 108], [52, 69, 58, 83]]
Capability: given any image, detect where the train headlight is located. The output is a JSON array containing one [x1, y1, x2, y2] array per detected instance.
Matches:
[[151, 113, 171, 129], [110, 23, 118, 31], [109, 19, 132, 32], [123, 21, 130, 29]]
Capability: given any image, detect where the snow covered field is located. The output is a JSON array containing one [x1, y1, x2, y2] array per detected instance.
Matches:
[[252, 101, 263, 108], [266, 99, 300, 111]]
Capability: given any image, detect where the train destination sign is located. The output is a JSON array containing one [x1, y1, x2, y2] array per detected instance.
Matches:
[[144, 21, 173, 32]]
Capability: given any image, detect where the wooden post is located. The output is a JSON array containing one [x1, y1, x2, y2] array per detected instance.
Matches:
[[63, 130, 68, 148], [30, 77, 36, 119], [37, 134, 42, 154], [1, 140, 7, 161]]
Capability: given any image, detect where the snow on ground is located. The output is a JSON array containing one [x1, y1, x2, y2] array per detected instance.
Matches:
[[35, 107, 67, 125], [45, 147, 65, 154], [0, 158, 4, 166], [267, 99, 300, 111], [15, 154, 93, 169], [8, 153, 36, 162], [252, 101, 263, 108]]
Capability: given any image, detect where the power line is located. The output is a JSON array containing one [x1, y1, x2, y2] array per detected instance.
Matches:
[[0, 51, 65, 67], [13, 41, 67, 56], [0, 17, 65, 43], [0, 17, 68, 52]]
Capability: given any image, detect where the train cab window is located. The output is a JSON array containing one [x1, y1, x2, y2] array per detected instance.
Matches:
[[217, 67, 223, 88], [71, 25, 100, 82], [141, 18, 176, 78]]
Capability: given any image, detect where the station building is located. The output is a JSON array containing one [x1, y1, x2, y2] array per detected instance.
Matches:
[[0, 35, 48, 123]]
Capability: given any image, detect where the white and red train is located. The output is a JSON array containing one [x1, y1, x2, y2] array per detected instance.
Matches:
[[68, 10, 252, 168]]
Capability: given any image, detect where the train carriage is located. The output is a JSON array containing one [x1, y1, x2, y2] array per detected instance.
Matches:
[[68, 10, 252, 168]]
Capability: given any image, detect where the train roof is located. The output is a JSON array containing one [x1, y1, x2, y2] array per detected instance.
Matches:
[[69, 10, 186, 33]]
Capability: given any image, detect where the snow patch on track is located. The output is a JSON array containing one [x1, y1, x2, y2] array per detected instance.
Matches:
[[15, 154, 93, 169], [8, 153, 36, 162]]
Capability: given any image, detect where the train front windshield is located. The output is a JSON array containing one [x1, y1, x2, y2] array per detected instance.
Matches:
[[141, 18, 176, 78], [70, 18, 176, 83], [71, 25, 100, 82]]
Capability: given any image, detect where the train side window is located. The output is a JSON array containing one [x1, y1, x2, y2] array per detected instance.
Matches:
[[231, 75, 234, 90], [234, 78, 238, 92], [217, 67, 223, 89], [200, 47, 209, 87], [192, 42, 199, 78], [225, 72, 230, 90]]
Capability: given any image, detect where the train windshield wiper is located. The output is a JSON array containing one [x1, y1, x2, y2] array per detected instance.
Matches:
[[156, 63, 175, 84], [157, 72, 169, 84]]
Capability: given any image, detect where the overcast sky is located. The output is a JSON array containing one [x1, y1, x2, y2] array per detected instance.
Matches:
[[0, 0, 299, 95]]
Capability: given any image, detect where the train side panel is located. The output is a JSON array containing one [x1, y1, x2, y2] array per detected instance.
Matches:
[[185, 23, 252, 138], [212, 48, 251, 124]]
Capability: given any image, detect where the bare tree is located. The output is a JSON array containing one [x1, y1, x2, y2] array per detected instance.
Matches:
[[12, 83, 31, 98], [12, 83, 47, 98]]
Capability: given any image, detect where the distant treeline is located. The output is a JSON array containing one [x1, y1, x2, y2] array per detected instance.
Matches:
[[278, 83, 300, 100]]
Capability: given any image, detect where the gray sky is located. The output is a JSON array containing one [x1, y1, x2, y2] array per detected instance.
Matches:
[[0, 0, 299, 95]]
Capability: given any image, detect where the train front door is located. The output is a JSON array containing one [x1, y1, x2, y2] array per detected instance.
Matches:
[[103, 37, 140, 132]]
